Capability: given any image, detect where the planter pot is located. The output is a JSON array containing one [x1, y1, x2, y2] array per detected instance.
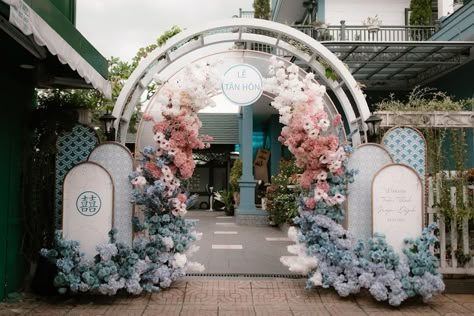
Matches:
[[367, 25, 380, 33], [314, 24, 328, 31], [261, 197, 267, 211]]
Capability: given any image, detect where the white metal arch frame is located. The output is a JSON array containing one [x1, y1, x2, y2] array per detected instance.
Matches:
[[113, 18, 370, 144]]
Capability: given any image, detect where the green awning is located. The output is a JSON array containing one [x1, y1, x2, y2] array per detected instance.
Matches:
[[1, 0, 111, 98]]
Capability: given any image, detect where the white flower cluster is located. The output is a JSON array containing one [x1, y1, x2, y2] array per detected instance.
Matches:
[[280, 227, 322, 285], [152, 60, 221, 115], [264, 56, 326, 125]]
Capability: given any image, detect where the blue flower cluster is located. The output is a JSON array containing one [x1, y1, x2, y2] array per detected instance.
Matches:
[[41, 224, 196, 295], [41, 144, 201, 295], [293, 147, 444, 306]]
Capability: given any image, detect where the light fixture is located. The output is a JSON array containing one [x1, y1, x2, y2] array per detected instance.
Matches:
[[99, 110, 117, 141], [365, 113, 383, 142]]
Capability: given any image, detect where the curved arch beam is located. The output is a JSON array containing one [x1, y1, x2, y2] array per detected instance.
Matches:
[[114, 18, 370, 144]]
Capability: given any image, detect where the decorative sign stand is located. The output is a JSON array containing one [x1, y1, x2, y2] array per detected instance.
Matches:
[[88, 143, 134, 246], [382, 126, 427, 185], [62, 162, 114, 258], [55, 125, 99, 228], [347, 144, 393, 243], [221, 63, 263, 106], [372, 164, 423, 256]]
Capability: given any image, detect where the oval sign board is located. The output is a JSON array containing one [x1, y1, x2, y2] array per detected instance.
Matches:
[[222, 64, 263, 106], [63, 162, 114, 258]]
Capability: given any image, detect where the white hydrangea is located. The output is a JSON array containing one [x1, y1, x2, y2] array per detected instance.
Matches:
[[162, 236, 174, 250], [185, 261, 205, 273], [172, 253, 187, 269]]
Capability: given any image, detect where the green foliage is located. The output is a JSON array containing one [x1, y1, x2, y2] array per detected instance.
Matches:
[[266, 160, 303, 225], [218, 190, 234, 213], [409, 0, 432, 25], [131, 26, 182, 70], [253, 0, 270, 20], [23, 91, 84, 265], [229, 159, 243, 192]]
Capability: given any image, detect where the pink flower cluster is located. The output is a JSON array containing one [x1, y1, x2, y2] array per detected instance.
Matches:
[[169, 193, 188, 217], [280, 111, 347, 208], [267, 60, 348, 209], [151, 110, 212, 180]]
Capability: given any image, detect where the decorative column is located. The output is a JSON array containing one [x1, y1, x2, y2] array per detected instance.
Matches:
[[269, 115, 281, 177], [438, 0, 454, 18], [237, 104, 259, 215]]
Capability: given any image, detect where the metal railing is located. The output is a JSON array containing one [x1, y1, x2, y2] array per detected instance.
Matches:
[[291, 22, 437, 42]]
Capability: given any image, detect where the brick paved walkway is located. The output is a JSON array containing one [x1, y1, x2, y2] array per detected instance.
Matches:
[[1, 279, 474, 315]]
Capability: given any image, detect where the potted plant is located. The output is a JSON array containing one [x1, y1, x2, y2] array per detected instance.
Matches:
[[363, 15, 382, 33], [218, 190, 235, 216], [229, 159, 242, 207], [312, 20, 328, 30]]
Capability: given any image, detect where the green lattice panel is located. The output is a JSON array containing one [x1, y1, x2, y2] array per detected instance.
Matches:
[[55, 125, 99, 228], [382, 127, 426, 184]]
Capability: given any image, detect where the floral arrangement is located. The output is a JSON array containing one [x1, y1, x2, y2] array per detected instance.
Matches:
[[41, 61, 221, 295], [265, 56, 444, 305], [363, 15, 382, 27]]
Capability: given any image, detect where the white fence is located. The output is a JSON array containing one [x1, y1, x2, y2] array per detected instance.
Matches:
[[427, 177, 474, 275]]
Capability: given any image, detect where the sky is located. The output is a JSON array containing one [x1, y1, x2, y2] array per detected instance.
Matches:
[[76, 0, 254, 62]]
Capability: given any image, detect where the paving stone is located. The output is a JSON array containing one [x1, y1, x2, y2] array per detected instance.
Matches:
[[444, 295, 474, 304], [323, 303, 367, 316], [253, 304, 292, 316], [289, 303, 330, 315], [25, 309, 72, 315], [429, 302, 472, 314], [398, 305, 441, 315], [149, 288, 185, 305], [275, 279, 307, 289], [142, 304, 182, 315], [102, 305, 145, 316], [217, 287, 253, 304], [252, 288, 287, 304], [251, 281, 280, 289], [284, 288, 321, 304], [461, 302, 474, 312], [218, 305, 256, 316], [66, 307, 110, 316], [183, 287, 219, 304], [366, 312, 404, 316], [180, 304, 218, 316]]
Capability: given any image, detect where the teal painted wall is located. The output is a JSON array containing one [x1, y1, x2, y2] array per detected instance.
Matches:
[[429, 61, 474, 168], [0, 69, 33, 300]]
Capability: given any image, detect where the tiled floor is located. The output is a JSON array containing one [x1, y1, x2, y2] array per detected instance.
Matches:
[[187, 211, 297, 276], [2, 212, 473, 315], [1, 279, 474, 315]]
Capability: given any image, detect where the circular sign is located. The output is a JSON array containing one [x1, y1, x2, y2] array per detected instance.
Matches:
[[221, 64, 263, 106], [76, 191, 101, 216]]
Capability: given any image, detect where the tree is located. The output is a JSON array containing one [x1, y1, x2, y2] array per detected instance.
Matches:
[[253, 0, 270, 20], [409, 0, 432, 25]]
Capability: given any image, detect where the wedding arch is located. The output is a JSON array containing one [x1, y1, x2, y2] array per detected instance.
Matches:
[[112, 18, 370, 145]]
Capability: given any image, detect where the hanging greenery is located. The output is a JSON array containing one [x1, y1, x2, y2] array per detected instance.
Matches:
[[376, 87, 473, 222]]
